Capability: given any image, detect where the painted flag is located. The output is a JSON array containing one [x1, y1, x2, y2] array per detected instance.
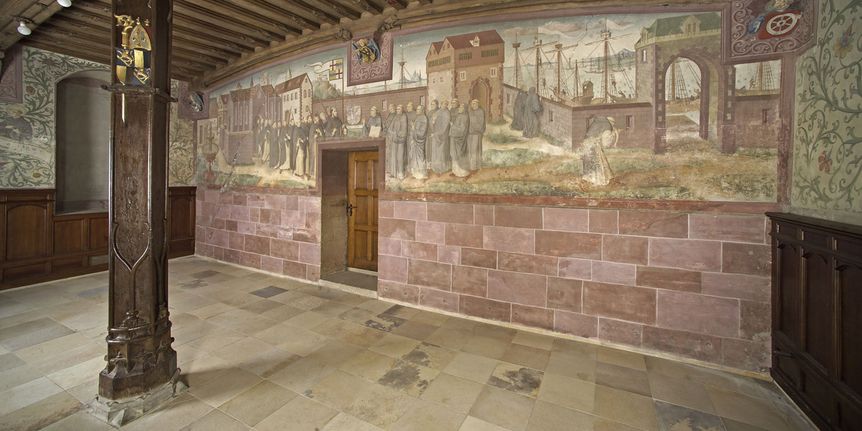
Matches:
[[328, 58, 344, 81]]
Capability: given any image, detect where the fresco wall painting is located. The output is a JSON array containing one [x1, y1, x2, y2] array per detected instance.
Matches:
[[792, 0, 862, 221], [0, 47, 196, 190], [197, 7, 803, 203]]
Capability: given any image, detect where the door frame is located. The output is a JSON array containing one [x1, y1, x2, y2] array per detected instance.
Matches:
[[317, 139, 384, 275]]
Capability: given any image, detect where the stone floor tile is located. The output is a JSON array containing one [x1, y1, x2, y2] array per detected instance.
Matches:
[[284, 310, 332, 329], [392, 320, 440, 341], [420, 373, 485, 414], [218, 380, 296, 427], [401, 342, 457, 370], [461, 335, 510, 360], [648, 372, 716, 415], [595, 362, 652, 397], [39, 410, 114, 431], [321, 412, 384, 431], [370, 333, 422, 359], [186, 367, 262, 408], [267, 355, 337, 394], [45, 356, 104, 390], [511, 332, 555, 351], [252, 393, 339, 431], [307, 370, 368, 410], [345, 382, 417, 429], [425, 327, 473, 350], [0, 364, 45, 392], [654, 400, 727, 431], [410, 310, 451, 327], [593, 385, 659, 431], [0, 318, 74, 351], [339, 349, 397, 382], [545, 350, 596, 382], [459, 416, 513, 431], [501, 344, 550, 371], [181, 409, 250, 431], [443, 352, 499, 384], [391, 400, 467, 431], [378, 359, 440, 396], [597, 346, 648, 371], [0, 352, 24, 372], [0, 377, 64, 416], [256, 323, 327, 355], [707, 387, 793, 431], [250, 285, 289, 299], [526, 400, 601, 431], [469, 385, 535, 431], [536, 373, 595, 412], [0, 391, 81, 431], [121, 393, 213, 431], [487, 362, 543, 398]]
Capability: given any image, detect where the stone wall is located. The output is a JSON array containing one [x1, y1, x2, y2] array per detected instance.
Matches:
[[376, 199, 771, 371], [195, 189, 322, 281]]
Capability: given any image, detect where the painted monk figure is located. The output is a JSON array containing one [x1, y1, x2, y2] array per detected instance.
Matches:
[[430, 100, 451, 174], [467, 99, 485, 172], [408, 104, 429, 180], [448, 99, 470, 178]]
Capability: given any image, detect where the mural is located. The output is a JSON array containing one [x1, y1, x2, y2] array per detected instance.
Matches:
[[199, 10, 789, 202], [0, 48, 105, 188], [792, 0, 862, 216], [0, 47, 196, 189]]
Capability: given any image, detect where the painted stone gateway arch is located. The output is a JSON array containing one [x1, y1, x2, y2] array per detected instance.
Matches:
[[637, 12, 737, 154]]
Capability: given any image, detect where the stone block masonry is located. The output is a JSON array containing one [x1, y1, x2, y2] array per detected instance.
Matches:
[[195, 189, 322, 282], [378, 200, 772, 372]]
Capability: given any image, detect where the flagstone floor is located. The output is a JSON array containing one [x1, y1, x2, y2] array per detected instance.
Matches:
[[0, 256, 814, 431]]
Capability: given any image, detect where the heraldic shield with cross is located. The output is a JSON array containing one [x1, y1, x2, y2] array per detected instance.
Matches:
[[114, 15, 153, 86]]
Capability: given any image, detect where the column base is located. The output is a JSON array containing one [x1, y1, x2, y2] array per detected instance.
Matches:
[[87, 369, 187, 427]]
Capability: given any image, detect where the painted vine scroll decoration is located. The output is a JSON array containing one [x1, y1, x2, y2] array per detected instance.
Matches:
[[792, 0, 862, 211]]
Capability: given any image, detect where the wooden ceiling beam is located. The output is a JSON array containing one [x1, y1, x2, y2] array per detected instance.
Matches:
[[175, 0, 297, 40], [31, 22, 225, 68], [81, 0, 269, 49], [0, 0, 64, 51], [298, 0, 361, 21], [257, 0, 338, 26], [220, 0, 321, 31]]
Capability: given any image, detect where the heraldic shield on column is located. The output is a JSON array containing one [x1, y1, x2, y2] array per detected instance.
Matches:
[[114, 15, 152, 86]]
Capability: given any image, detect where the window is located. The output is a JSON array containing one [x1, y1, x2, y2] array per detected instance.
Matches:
[[490, 67, 497, 78], [458, 52, 472, 61], [506, 94, 510, 104], [428, 57, 451, 67], [626, 115, 634, 129], [481, 49, 499, 58], [641, 49, 647, 63], [459, 71, 467, 81], [420, 96, 426, 106], [549, 110, 554, 123]]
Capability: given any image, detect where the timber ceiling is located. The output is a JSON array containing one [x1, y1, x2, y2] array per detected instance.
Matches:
[[0, 0, 408, 82], [1, 0, 706, 88]]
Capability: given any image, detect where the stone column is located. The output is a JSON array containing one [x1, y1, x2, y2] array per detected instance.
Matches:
[[92, 0, 182, 425]]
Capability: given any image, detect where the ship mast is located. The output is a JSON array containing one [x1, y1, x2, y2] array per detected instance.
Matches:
[[398, 45, 406, 89], [602, 18, 611, 104], [555, 43, 562, 101], [513, 40, 521, 89], [534, 35, 542, 92]]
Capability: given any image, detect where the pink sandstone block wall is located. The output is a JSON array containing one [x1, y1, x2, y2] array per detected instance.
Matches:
[[195, 190, 322, 282], [377, 200, 772, 372]]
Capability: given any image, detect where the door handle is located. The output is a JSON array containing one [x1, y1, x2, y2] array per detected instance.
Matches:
[[346, 203, 356, 217]]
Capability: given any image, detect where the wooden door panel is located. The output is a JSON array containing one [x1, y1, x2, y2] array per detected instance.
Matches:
[[348, 151, 378, 271], [54, 219, 86, 255]]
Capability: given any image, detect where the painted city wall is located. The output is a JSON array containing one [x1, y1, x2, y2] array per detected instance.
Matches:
[[197, 9, 785, 202], [0, 47, 196, 189], [791, 0, 862, 225]]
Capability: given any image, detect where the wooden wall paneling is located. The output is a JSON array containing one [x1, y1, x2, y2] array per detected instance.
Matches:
[[0, 187, 194, 289], [168, 186, 196, 258], [768, 212, 862, 431]]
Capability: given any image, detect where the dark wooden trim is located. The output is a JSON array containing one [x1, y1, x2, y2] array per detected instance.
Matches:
[[768, 212, 862, 431], [168, 186, 197, 258]]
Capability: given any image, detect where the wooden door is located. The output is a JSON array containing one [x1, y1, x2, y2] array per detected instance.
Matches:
[[348, 151, 379, 271]]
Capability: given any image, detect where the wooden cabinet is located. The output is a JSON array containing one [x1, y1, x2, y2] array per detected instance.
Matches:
[[0, 187, 196, 289], [768, 212, 862, 431]]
